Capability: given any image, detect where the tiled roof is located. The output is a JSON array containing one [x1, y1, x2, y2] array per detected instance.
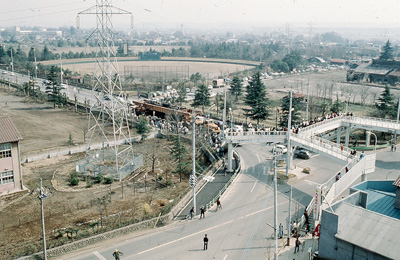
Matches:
[[0, 117, 23, 144], [393, 176, 400, 188]]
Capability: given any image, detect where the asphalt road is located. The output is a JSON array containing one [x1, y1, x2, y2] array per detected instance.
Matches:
[[58, 143, 345, 260]]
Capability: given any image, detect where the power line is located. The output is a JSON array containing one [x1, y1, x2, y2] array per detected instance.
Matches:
[[0, 7, 85, 23], [0, 1, 84, 15]]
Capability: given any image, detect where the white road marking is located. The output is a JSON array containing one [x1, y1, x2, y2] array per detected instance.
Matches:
[[250, 180, 258, 192], [93, 251, 107, 260], [255, 153, 260, 163], [131, 201, 288, 258], [223, 254, 228, 260], [304, 180, 321, 186]]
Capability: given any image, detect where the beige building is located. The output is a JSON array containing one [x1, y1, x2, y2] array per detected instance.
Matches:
[[0, 117, 23, 194]]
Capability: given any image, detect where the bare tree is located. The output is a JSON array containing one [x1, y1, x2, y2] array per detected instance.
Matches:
[[360, 86, 370, 105]]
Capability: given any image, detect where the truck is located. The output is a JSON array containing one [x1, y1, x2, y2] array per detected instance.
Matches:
[[212, 78, 224, 88]]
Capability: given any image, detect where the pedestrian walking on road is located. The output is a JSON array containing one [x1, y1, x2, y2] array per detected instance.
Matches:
[[112, 249, 123, 260], [279, 223, 284, 238], [200, 206, 205, 219], [203, 234, 209, 250], [294, 238, 301, 254], [189, 207, 195, 219], [216, 199, 222, 210]]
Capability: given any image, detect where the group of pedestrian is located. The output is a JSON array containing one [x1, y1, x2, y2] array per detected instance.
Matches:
[[391, 143, 397, 152]]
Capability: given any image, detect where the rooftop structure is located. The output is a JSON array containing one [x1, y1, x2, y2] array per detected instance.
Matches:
[[319, 179, 400, 260]]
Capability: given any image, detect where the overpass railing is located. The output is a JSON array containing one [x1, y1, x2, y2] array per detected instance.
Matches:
[[343, 116, 400, 131], [225, 130, 287, 141], [291, 134, 355, 162], [297, 115, 345, 134]]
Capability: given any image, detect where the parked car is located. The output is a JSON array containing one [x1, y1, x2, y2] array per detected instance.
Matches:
[[294, 150, 311, 159], [272, 144, 287, 154]]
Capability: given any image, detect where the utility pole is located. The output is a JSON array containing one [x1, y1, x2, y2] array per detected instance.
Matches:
[[287, 185, 292, 246], [273, 150, 278, 260], [39, 178, 49, 260], [306, 78, 309, 122], [222, 82, 227, 138], [395, 96, 400, 144], [286, 90, 293, 177], [191, 109, 197, 214]]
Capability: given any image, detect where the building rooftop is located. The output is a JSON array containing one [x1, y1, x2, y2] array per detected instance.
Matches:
[[334, 203, 400, 260], [350, 180, 400, 220], [393, 176, 400, 188], [0, 117, 23, 144]]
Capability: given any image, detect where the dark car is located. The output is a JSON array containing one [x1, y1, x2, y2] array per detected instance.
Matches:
[[294, 150, 311, 159]]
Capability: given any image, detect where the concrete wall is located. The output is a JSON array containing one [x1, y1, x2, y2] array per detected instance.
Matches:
[[319, 209, 390, 260], [319, 210, 339, 259]]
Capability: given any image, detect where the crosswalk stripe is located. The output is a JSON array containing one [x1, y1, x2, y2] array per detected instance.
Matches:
[[93, 251, 107, 260]]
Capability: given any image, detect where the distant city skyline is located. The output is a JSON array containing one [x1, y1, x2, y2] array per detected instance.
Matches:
[[1, 0, 400, 31]]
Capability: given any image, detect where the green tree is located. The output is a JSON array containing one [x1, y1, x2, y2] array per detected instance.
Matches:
[[28, 47, 36, 62], [176, 81, 187, 106], [230, 76, 243, 101], [375, 85, 395, 118], [136, 117, 151, 140], [171, 134, 190, 182], [379, 40, 394, 60], [192, 83, 211, 113], [46, 65, 66, 108], [280, 93, 301, 128], [271, 59, 289, 73], [330, 94, 343, 114], [282, 51, 303, 71], [243, 72, 270, 125], [190, 72, 203, 84]]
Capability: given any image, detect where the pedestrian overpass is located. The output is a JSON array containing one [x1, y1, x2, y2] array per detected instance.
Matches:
[[224, 115, 400, 220]]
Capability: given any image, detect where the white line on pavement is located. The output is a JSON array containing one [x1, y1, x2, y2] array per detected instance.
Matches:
[[250, 180, 258, 192], [93, 251, 107, 260], [223, 254, 228, 260], [256, 153, 260, 163], [304, 180, 321, 186], [130, 201, 288, 258]]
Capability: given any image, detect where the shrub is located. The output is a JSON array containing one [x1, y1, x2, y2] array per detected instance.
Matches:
[[69, 177, 80, 186], [95, 174, 104, 183], [86, 181, 94, 188], [302, 167, 311, 174], [104, 177, 114, 184]]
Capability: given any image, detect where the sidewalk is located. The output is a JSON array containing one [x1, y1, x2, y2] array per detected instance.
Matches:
[[177, 153, 239, 219], [278, 235, 319, 260]]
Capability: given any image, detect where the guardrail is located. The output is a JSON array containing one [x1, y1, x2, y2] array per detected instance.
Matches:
[[205, 151, 241, 210]]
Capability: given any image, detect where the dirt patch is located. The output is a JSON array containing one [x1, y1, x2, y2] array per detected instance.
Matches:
[[0, 85, 88, 154], [0, 137, 195, 259]]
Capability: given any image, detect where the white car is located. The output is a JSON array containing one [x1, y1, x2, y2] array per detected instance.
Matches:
[[272, 144, 287, 154]]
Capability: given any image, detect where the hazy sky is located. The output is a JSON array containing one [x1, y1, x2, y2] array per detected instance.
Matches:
[[1, 0, 400, 30]]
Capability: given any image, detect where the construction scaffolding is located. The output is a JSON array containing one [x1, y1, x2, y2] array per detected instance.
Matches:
[[77, 0, 141, 181]]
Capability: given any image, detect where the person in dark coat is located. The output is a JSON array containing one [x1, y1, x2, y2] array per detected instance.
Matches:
[[203, 234, 209, 250], [294, 238, 301, 253], [200, 206, 206, 219], [112, 249, 123, 260], [304, 208, 309, 224]]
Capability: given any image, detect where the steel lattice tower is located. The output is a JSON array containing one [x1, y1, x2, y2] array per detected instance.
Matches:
[[77, 1, 136, 181]]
